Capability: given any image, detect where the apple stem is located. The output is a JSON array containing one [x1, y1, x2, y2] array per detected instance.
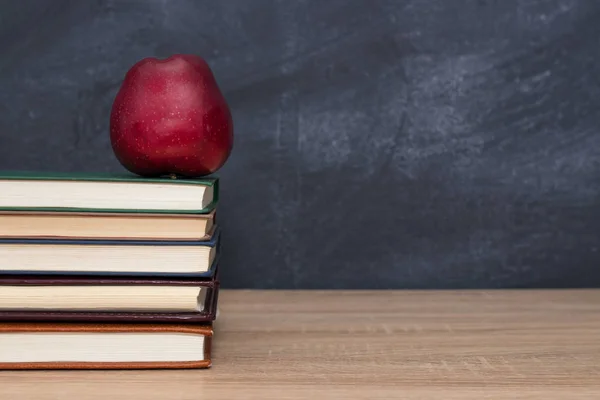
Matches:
[[169, 173, 177, 180]]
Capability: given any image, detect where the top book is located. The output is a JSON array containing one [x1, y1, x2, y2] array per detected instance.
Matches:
[[0, 171, 218, 214]]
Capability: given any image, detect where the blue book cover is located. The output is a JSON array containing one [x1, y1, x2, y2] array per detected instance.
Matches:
[[0, 227, 221, 278]]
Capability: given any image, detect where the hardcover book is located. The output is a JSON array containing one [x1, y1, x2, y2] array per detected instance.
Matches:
[[0, 171, 219, 214], [0, 227, 221, 277], [0, 209, 217, 241], [0, 322, 213, 369], [0, 274, 219, 323]]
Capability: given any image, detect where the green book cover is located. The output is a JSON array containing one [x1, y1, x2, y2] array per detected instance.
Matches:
[[0, 170, 219, 214]]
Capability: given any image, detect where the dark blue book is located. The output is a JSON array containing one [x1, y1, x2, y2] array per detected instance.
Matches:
[[0, 227, 220, 278]]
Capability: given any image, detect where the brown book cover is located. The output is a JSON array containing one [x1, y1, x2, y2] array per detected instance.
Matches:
[[0, 274, 219, 323], [0, 322, 213, 370], [0, 209, 217, 241]]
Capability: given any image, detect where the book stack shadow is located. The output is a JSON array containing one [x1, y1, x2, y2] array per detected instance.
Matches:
[[0, 172, 220, 369]]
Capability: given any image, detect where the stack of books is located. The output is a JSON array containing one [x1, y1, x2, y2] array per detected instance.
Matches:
[[0, 171, 220, 369]]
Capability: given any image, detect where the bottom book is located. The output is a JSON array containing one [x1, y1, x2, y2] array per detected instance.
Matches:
[[0, 322, 213, 370]]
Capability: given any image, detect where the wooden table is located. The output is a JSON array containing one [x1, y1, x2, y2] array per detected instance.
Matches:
[[0, 290, 599, 399]]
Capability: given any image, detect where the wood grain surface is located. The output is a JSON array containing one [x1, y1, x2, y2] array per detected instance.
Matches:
[[0, 290, 599, 399]]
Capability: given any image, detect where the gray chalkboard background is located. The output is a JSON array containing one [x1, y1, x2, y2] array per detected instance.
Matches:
[[1, 0, 599, 288]]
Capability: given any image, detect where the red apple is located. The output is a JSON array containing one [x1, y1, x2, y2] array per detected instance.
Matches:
[[109, 54, 233, 177]]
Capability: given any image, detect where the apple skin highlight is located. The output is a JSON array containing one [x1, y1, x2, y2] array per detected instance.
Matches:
[[109, 54, 233, 178]]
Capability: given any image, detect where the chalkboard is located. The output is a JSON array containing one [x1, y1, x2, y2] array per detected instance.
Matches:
[[1, 0, 599, 288]]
